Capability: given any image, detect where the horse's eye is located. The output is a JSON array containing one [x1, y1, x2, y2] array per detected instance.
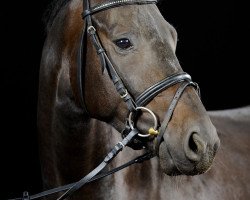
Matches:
[[115, 38, 132, 49]]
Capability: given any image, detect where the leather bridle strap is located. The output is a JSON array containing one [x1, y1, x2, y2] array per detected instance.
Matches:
[[10, 151, 153, 200], [79, 0, 157, 112], [135, 72, 192, 106], [154, 81, 199, 154], [77, 0, 158, 113], [76, 26, 88, 112], [56, 128, 139, 200], [83, 0, 158, 18]]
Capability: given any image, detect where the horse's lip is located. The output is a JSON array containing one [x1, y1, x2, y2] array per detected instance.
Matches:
[[159, 142, 182, 175], [159, 141, 199, 176], [167, 145, 202, 175], [165, 146, 184, 175], [167, 146, 210, 176]]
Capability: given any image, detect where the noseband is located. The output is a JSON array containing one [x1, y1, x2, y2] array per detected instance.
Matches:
[[12, 1, 200, 199]]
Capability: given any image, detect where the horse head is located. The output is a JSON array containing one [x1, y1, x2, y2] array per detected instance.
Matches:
[[71, 0, 220, 176]]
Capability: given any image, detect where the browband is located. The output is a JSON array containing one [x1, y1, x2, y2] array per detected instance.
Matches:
[[82, 0, 158, 18]]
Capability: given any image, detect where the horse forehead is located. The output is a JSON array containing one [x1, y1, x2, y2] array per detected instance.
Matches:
[[103, 5, 165, 33]]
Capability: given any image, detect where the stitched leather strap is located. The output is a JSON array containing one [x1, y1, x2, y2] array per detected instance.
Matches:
[[82, 0, 158, 18], [135, 72, 192, 106]]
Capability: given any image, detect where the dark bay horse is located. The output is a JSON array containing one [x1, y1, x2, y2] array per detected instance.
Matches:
[[37, 0, 249, 199]]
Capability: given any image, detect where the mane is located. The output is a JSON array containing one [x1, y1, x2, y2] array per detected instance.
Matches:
[[42, 0, 72, 33]]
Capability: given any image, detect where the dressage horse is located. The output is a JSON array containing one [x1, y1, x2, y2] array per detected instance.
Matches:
[[37, 0, 249, 199]]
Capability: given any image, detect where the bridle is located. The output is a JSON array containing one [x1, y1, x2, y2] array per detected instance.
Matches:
[[10, 0, 200, 200], [77, 0, 199, 149]]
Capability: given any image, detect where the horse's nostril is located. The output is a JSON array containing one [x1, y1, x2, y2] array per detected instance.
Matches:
[[185, 132, 206, 162], [188, 133, 198, 153], [213, 140, 220, 153]]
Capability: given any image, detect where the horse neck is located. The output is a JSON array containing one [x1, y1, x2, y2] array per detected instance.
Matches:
[[37, 0, 106, 188], [38, 0, 165, 196]]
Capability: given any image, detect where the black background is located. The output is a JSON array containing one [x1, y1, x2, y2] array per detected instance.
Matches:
[[1, 0, 249, 199]]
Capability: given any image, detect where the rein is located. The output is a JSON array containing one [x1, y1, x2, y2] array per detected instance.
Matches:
[[9, 0, 200, 199], [10, 152, 154, 200]]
